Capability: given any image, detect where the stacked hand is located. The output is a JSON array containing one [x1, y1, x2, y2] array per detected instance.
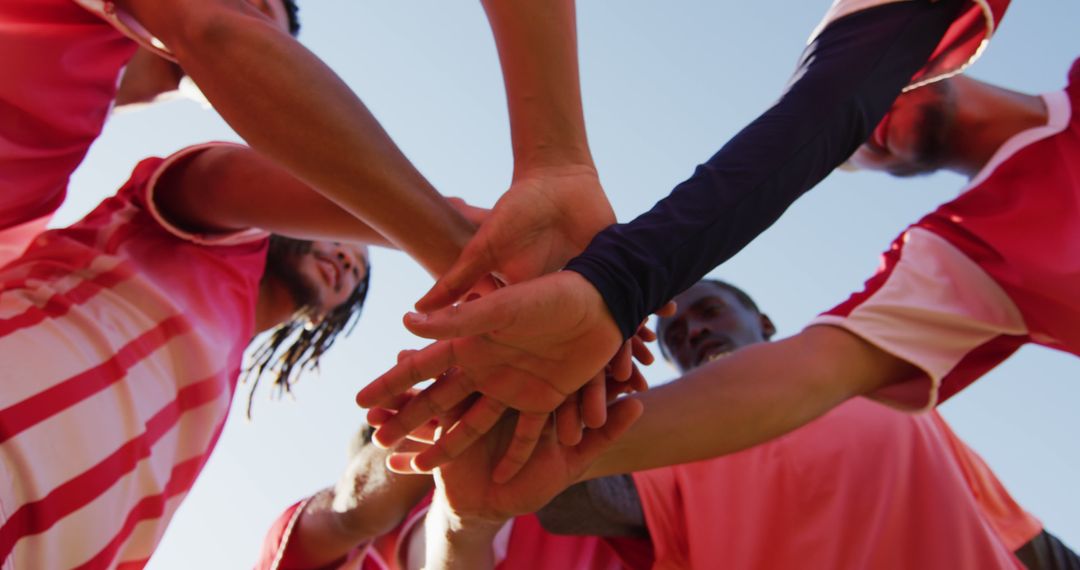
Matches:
[[357, 270, 625, 482], [401, 396, 644, 526], [357, 166, 667, 482]]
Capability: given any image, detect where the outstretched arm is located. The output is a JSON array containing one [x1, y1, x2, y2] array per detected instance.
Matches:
[[267, 443, 432, 569], [114, 0, 473, 272], [566, 0, 965, 338], [153, 144, 475, 276], [585, 325, 919, 478], [416, 0, 614, 310]]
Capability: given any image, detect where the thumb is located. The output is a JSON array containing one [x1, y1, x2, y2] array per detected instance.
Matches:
[[571, 398, 643, 468], [417, 235, 497, 312]]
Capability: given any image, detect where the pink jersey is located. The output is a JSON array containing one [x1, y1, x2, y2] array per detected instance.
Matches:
[[633, 400, 1029, 569], [0, 0, 165, 252], [0, 144, 268, 568], [814, 59, 1080, 409], [257, 493, 634, 570]]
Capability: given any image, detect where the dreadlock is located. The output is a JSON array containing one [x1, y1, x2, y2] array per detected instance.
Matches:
[[282, 0, 301, 36], [242, 236, 370, 418]]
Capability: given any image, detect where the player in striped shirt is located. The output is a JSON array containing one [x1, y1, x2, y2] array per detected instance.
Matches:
[[0, 141, 475, 569]]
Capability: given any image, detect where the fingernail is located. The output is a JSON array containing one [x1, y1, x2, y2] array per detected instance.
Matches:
[[406, 311, 428, 323]]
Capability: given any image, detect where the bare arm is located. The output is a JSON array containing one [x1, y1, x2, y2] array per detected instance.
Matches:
[[585, 325, 921, 478], [480, 0, 592, 173], [417, 0, 612, 310], [280, 444, 433, 568], [114, 0, 473, 274], [418, 501, 502, 570], [154, 145, 476, 276]]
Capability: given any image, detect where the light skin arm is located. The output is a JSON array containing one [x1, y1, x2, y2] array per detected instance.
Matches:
[[152, 145, 475, 276], [282, 445, 433, 568], [585, 325, 920, 478], [113, 0, 472, 272], [383, 326, 918, 535], [418, 501, 502, 570]]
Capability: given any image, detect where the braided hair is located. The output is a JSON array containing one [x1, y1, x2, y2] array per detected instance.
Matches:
[[282, 0, 301, 36], [242, 236, 370, 418]]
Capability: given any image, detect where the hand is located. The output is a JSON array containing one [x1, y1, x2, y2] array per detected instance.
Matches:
[[356, 270, 622, 482], [398, 397, 643, 525], [415, 165, 615, 312]]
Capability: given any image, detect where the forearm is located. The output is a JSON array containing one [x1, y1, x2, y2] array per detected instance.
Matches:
[[285, 447, 433, 567], [118, 0, 472, 275], [584, 326, 913, 478], [481, 0, 593, 173], [421, 500, 501, 570], [565, 0, 963, 338]]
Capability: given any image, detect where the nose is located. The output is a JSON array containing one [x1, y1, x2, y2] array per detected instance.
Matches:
[[332, 244, 356, 271], [688, 319, 711, 346]]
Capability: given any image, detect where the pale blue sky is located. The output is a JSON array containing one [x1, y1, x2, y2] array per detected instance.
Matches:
[[55, 1, 1080, 567]]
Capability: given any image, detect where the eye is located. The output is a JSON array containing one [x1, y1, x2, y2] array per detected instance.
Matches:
[[664, 322, 686, 345], [699, 302, 727, 318]]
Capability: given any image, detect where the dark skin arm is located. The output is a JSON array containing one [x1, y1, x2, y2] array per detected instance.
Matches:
[[280, 444, 433, 569], [114, 0, 473, 274], [153, 145, 474, 276]]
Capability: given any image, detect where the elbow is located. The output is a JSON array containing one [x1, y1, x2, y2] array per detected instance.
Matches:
[[152, 3, 268, 60]]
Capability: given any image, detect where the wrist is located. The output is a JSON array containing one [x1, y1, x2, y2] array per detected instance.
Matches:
[[512, 148, 596, 179]]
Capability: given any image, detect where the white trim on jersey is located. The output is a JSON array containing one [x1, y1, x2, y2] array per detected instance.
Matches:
[[809, 228, 1027, 411]]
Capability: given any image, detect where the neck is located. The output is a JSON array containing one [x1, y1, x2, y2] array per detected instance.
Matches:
[[943, 78, 1048, 177], [254, 278, 297, 333]]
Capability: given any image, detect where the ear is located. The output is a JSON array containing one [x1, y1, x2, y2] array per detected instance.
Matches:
[[759, 313, 777, 341]]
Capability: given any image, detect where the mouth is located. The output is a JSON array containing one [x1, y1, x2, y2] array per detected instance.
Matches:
[[314, 254, 341, 291], [695, 339, 733, 367]]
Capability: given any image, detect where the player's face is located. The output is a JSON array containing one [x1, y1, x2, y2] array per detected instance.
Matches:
[[293, 241, 369, 315], [658, 283, 770, 374], [849, 80, 956, 177]]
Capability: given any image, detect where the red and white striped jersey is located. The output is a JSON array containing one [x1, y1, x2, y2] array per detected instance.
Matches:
[[0, 144, 268, 569]]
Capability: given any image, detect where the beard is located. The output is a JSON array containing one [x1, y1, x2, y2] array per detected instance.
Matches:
[[892, 82, 957, 177], [263, 236, 319, 311]]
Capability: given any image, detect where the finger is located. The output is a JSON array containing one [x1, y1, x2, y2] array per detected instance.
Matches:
[[609, 341, 633, 382], [415, 235, 498, 312], [630, 335, 655, 366], [356, 341, 459, 408], [555, 393, 583, 446], [404, 418, 440, 444], [581, 375, 607, 429], [397, 349, 418, 364], [654, 301, 677, 318], [370, 371, 475, 448], [493, 412, 549, 484], [404, 290, 518, 340], [366, 407, 395, 427], [412, 396, 508, 472], [635, 325, 657, 343], [569, 398, 644, 468], [386, 451, 429, 474], [628, 365, 649, 393]]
